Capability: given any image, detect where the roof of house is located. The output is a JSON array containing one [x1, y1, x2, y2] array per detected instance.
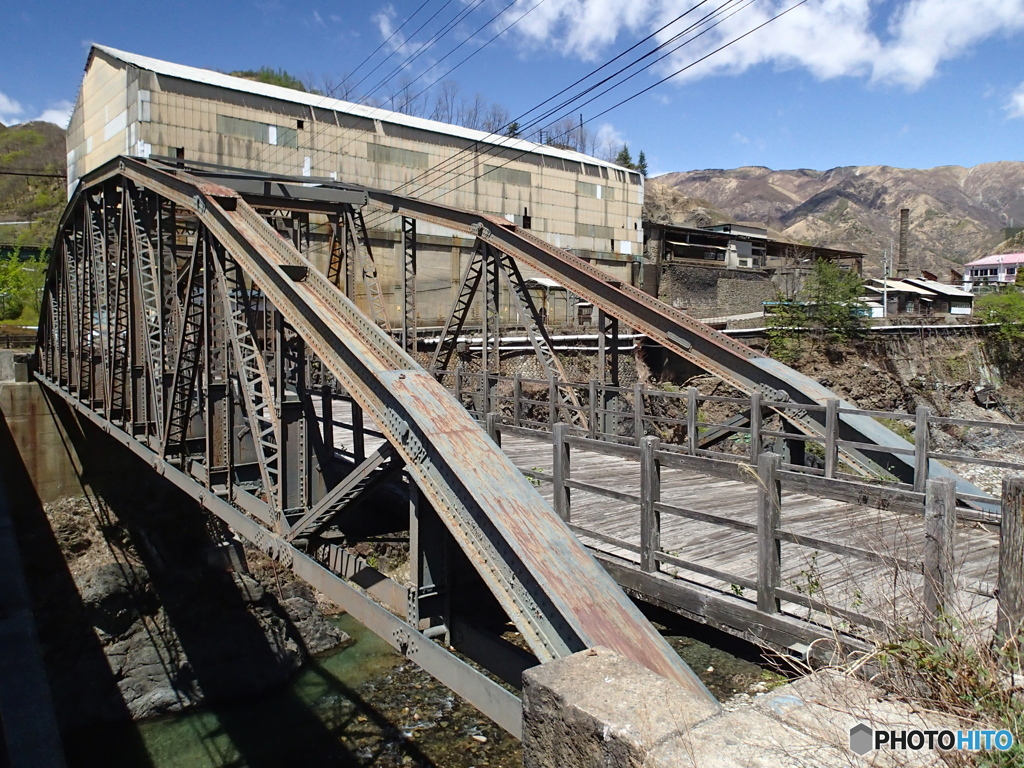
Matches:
[[964, 253, 1024, 267], [90, 44, 630, 173], [903, 278, 974, 299]]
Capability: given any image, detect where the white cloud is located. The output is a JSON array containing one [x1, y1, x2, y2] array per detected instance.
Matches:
[[0, 91, 24, 125], [374, 5, 408, 54], [34, 100, 74, 128], [507, 0, 1024, 90], [593, 121, 627, 157], [1007, 83, 1024, 118]]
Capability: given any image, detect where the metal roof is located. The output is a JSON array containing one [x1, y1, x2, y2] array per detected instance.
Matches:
[[866, 278, 934, 295], [964, 252, 1024, 267], [90, 44, 631, 174], [903, 277, 974, 298]]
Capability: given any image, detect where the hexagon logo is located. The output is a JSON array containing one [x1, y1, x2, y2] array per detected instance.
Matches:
[[849, 723, 874, 755]]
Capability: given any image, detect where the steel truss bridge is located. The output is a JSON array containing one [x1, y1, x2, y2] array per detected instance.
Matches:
[[35, 157, 990, 735]]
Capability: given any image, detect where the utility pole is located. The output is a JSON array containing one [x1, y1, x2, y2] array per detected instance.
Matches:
[[882, 245, 890, 319]]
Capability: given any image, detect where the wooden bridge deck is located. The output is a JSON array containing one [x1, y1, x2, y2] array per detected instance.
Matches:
[[498, 431, 1001, 645]]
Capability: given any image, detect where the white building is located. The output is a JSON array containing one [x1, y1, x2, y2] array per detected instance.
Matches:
[[962, 253, 1024, 292]]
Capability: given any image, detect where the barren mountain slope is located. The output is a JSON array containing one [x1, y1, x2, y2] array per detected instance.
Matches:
[[652, 162, 1024, 274]]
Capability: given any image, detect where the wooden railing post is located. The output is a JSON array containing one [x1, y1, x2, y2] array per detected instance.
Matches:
[[749, 391, 761, 464], [914, 405, 931, 493], [757, 452, 782, 614], [588, 378, 598, 439], [486, 411, 501, 448], [640, 435, 661, 573], [687, 386, 698, 456], [824, 398, 838, 479], [548, 375, 558, 427], [553, 423, 571, 522], [923, 476, 956, 643], [634, 382, 644, 445], [513, 373, 522, 427], [997, 475, 1024, 643]]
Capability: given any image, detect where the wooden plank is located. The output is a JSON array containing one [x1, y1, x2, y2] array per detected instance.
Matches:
[[565, 479, 642, 505], [777, 471, 925, 514], [569, 524, 641, 554], [654, 502, 757, 534], [655, 551, 756, 590]]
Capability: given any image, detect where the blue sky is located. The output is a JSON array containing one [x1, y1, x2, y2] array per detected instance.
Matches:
[[2, 0, 1022, 175]]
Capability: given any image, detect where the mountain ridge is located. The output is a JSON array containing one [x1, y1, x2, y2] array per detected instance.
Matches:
[[649, 161, 1024, 275]]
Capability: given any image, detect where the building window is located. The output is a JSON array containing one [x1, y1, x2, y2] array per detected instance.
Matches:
[[482, 164, 532, 186], [575, 223, 614, 239], [367, 143, 430, 168], [217, 114, 297, 148]]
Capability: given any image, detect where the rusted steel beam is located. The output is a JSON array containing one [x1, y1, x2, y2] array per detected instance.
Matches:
[[37, 157, 716, 710]]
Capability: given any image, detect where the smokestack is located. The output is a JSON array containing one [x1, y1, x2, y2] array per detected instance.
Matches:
[[896, 208, 910, 278]]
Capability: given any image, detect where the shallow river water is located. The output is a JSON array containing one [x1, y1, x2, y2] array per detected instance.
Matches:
[[63, 614, 782, 768]]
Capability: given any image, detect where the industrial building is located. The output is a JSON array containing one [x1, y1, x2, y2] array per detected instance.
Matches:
[[642, 220, 864, 324], [66, 45, 643, 327]]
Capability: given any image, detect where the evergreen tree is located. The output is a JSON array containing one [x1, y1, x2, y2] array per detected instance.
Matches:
[[505, 121, 521, 138], [636, 150, 649, 178], [614, 144, 634, 169]]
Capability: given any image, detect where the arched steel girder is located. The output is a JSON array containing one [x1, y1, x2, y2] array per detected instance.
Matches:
[[37, 157, 715, 733]]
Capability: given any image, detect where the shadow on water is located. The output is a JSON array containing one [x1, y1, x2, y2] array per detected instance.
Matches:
[[65, 417, 443, 768], [0, 395, 154, 768]]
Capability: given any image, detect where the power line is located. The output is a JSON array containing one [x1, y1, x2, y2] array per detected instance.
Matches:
[[402, 0, 810, 206], [367, 0, 750, 223], [349, 0, 460, 95], [346, 0, 438, 82], [277, 0, 536, 185], [361, 0, 490, 99], [328, 0, 550, 163], [372, 0, 734, 209], [265, 0, 491, 174]]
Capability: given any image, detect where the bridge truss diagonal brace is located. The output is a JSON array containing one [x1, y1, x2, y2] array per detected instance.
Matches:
[[126, 185, 166, 436], [286, 443, 405, 542], [497, 250, 586, 430], [160, 233, 205, 458], [212, 249, 283, 516], [430, 239, 487, 373], [345, 206, 392, 333]]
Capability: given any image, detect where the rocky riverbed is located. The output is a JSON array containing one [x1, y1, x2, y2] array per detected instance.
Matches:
[[39, 492, 351, 728]]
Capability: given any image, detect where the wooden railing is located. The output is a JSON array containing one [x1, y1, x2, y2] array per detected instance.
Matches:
[[486, 416, 1024, 641], [432, 368, 1024, 509]]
